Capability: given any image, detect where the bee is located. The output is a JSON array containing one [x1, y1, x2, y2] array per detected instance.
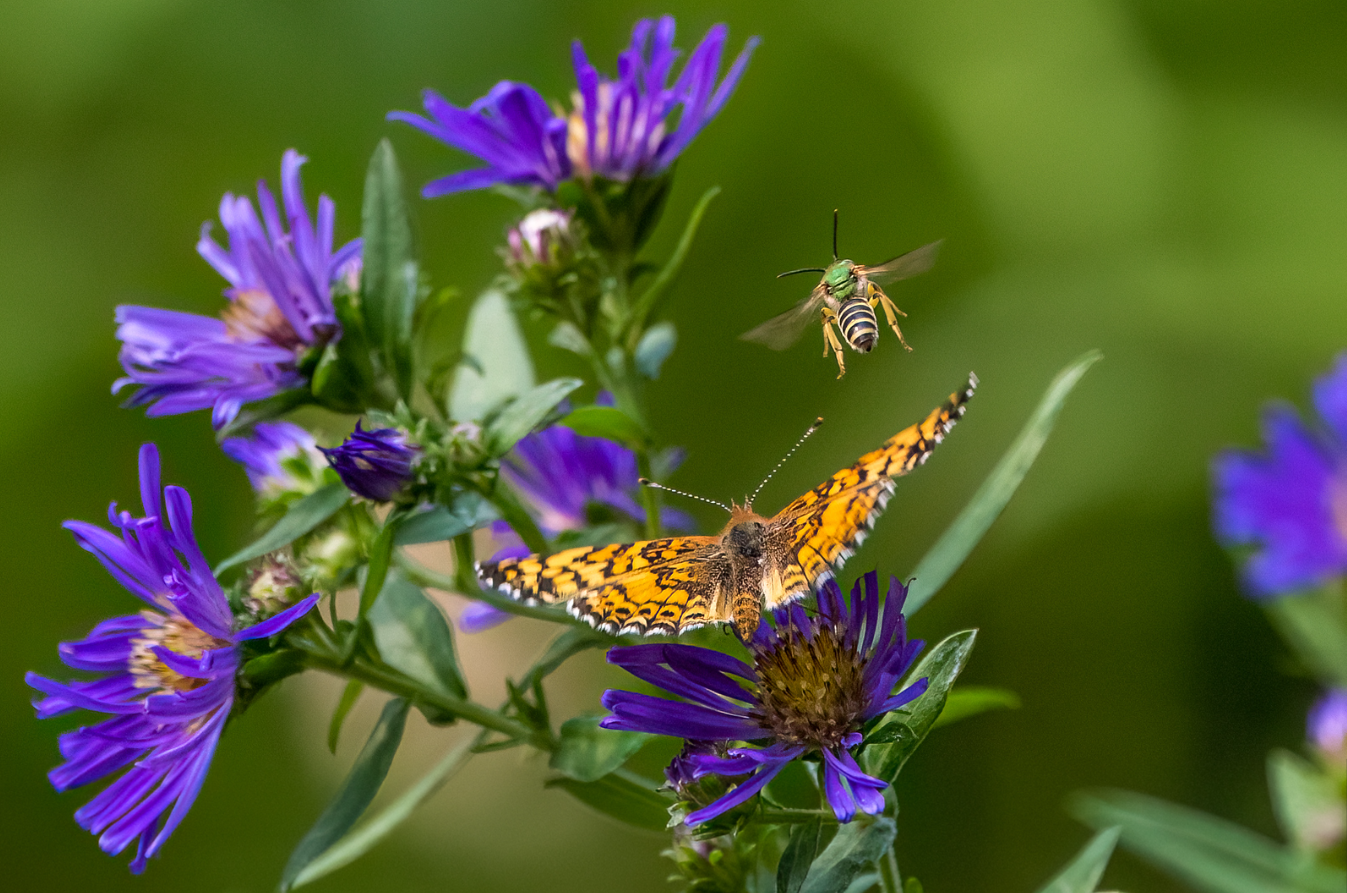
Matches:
[[742, 210, 941, 378]]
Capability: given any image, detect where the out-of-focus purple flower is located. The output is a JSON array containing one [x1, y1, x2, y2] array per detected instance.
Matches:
[[321, 421, 419, 501], [25, 444, 318, 872], [221, 421, 325, 497], [115, 150, 361, 428], [601, 573, 927, 825], [389, 81, 571, 196], [1213, 353, 1347, 597], [567, 16, 758, 181], [1309, 688, 1347, 762]]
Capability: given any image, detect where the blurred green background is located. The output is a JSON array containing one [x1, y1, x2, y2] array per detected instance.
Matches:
[[4, 0, 1342, 890]]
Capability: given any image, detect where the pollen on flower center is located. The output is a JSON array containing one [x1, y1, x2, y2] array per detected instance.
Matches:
[[128, 613, 226, 693], [752, 624, 869, 749], [222, 289, 303, 350]]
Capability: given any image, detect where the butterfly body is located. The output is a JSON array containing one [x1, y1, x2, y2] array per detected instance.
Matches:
[[477, 375, 978, 639]]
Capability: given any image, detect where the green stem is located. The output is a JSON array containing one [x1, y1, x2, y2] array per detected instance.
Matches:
[[635, 449, 662, 540], [877, 847, 900, 893], [398, 550, 581, 628]]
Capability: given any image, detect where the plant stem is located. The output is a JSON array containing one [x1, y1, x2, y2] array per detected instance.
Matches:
[[635, 449, 662, 540], [877, 846, 900, 893]]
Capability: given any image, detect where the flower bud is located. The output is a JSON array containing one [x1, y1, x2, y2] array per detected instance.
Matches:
[[321, 421, 420, 501], [505, 208, 577, 273]]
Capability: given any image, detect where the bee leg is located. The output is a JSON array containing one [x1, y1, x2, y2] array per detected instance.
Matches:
[[819, 307, 847, 378], [871, 287, 912, 352]]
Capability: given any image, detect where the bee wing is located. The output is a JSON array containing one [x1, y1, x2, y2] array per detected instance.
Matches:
[[740, 285, 830, 350], [861, 240, 943, 285]]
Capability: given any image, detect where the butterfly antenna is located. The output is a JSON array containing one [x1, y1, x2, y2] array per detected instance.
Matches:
[[832, 208, 839, 261], [747, 417, 824, 509], [638, 478, 731, 514]]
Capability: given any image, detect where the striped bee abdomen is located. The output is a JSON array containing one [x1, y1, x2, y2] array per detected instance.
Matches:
[[837, 298, 879, 353]]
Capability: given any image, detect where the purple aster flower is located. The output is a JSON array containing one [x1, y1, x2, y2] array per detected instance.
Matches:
[[221, 421, 326, 497], [567, 16, 759, 181], [115, 150, 361, 428], [25, 444, 319, 872], [601, 572, 927, 825], [1308, 688, 1347, 762], [321, 421, 420, 502], [389, 81, 571, 196], [1213, 353, 1347, 596]]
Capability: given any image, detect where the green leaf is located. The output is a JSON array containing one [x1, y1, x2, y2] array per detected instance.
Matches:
[[1035, 827, 1120, 893], [281, 698, 410, 891], [862, 630, 978, 782], [634, 321, 677, 379], [287, 734, 477, 889], [547, 772, 672, 832], [360, 139, 417, 398], [449, 289, 535, 422], [1267, 748, 1344, 852], [1071, 788, 1346, 893], [213, 482, 350, 575], [327, 681, 364, 754], [777, 817, 823, 893], [358, 517, 398, 619], [933, 685, 1021, 729], [311, 290, 377, 413], [548, 321, 593, 357], [906, 350, 1101, 615], [558, 404, 648, 448], [368, 569, 467, 703], [393, 494, 496, 546], [799, 817, 897, 893], [1265, 585, 1347, 689], [484, 377, 583, 454], [550, 716, 651, 783], [518, 626, 612, 691], [627, 185, 720, 337]]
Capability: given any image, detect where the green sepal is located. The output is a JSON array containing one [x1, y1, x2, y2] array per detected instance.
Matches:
[[236, 647, 307, 706], [550, 716, 651, 783]]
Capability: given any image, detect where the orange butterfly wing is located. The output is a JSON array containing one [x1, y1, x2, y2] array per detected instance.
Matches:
[[476, 537, 730, 635], [764, 373, 978, 606]]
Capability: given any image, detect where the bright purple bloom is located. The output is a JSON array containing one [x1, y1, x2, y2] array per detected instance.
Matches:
[[221, 421, 325, 496], [389, 81, 571, 196], [25, 444, 318, 872], [1213, 353, 1347, 596], [321, 421, 419, 501], [1309, 688, 1347, 760], [567, 16, 759, 181], [115, 150, 361, 428], [601, 573, 927, 825]]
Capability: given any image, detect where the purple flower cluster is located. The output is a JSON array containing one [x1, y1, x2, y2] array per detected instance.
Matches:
[[114, 150, 361, 428], [1213, 353, 1347, 596], [25, 445, 317, 871], [602, 573, 927, 825], [390, 16, 757, 195], [321, 421, 420, 501]]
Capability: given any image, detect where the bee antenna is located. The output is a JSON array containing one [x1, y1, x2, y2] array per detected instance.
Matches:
[[776, 267, 828, 279], [832, 208, 839, 261], [747, 417, 824, 509], [638, 478, 730, 514]]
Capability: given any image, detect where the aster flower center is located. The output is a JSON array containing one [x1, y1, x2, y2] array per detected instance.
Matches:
[[129, 612, 227, 693], [751, 624, 869, 749], [222, 289, 303, 350]]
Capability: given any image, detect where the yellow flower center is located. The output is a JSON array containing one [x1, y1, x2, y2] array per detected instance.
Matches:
[[129, 612, 228, 693], [752, 625, 868, 749]]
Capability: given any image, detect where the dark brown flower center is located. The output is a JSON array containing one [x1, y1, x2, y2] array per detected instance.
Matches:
[[752, 625, 868, 748]]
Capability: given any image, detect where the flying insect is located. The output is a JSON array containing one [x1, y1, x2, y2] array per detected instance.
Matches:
[[741, 211, 941, 378]]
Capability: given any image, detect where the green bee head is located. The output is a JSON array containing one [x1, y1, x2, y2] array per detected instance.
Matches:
[[824, 260, 857, 293]]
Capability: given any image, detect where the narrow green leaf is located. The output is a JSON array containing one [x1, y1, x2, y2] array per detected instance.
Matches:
[[627, 185, 720, 337], [359, 139, 417, 398], [799, 817, 897, 893], [1265, 585, 1347, 689], [1035, 827, 1120, 893], [327, 681, 364, 754], [933, 685, 1021, 729], [214, 483, 350, 575], [281, 698, 410, 891], [518, 627, 612, 691], [1267, 748, 1343, 852], [558, 404, 648, 448], [368, 569, 467, 701], [550, 716, 651, 783], [1071, 788, 1346, 893], [777, 817, 823, 893], [289, 735, 477, 889], [358, 518, 398, 619], [907, 350, 1101, 614], [449, 289, 535, 421], [546, 773, 672, 831], [484, 377, 583, 454], [393, 494, 496, 546], [862, 630, 978, 782], [634, 321, 677, 379]]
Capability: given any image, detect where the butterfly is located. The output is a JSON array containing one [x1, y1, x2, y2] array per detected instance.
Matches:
[[477, 373, 977, 639]]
